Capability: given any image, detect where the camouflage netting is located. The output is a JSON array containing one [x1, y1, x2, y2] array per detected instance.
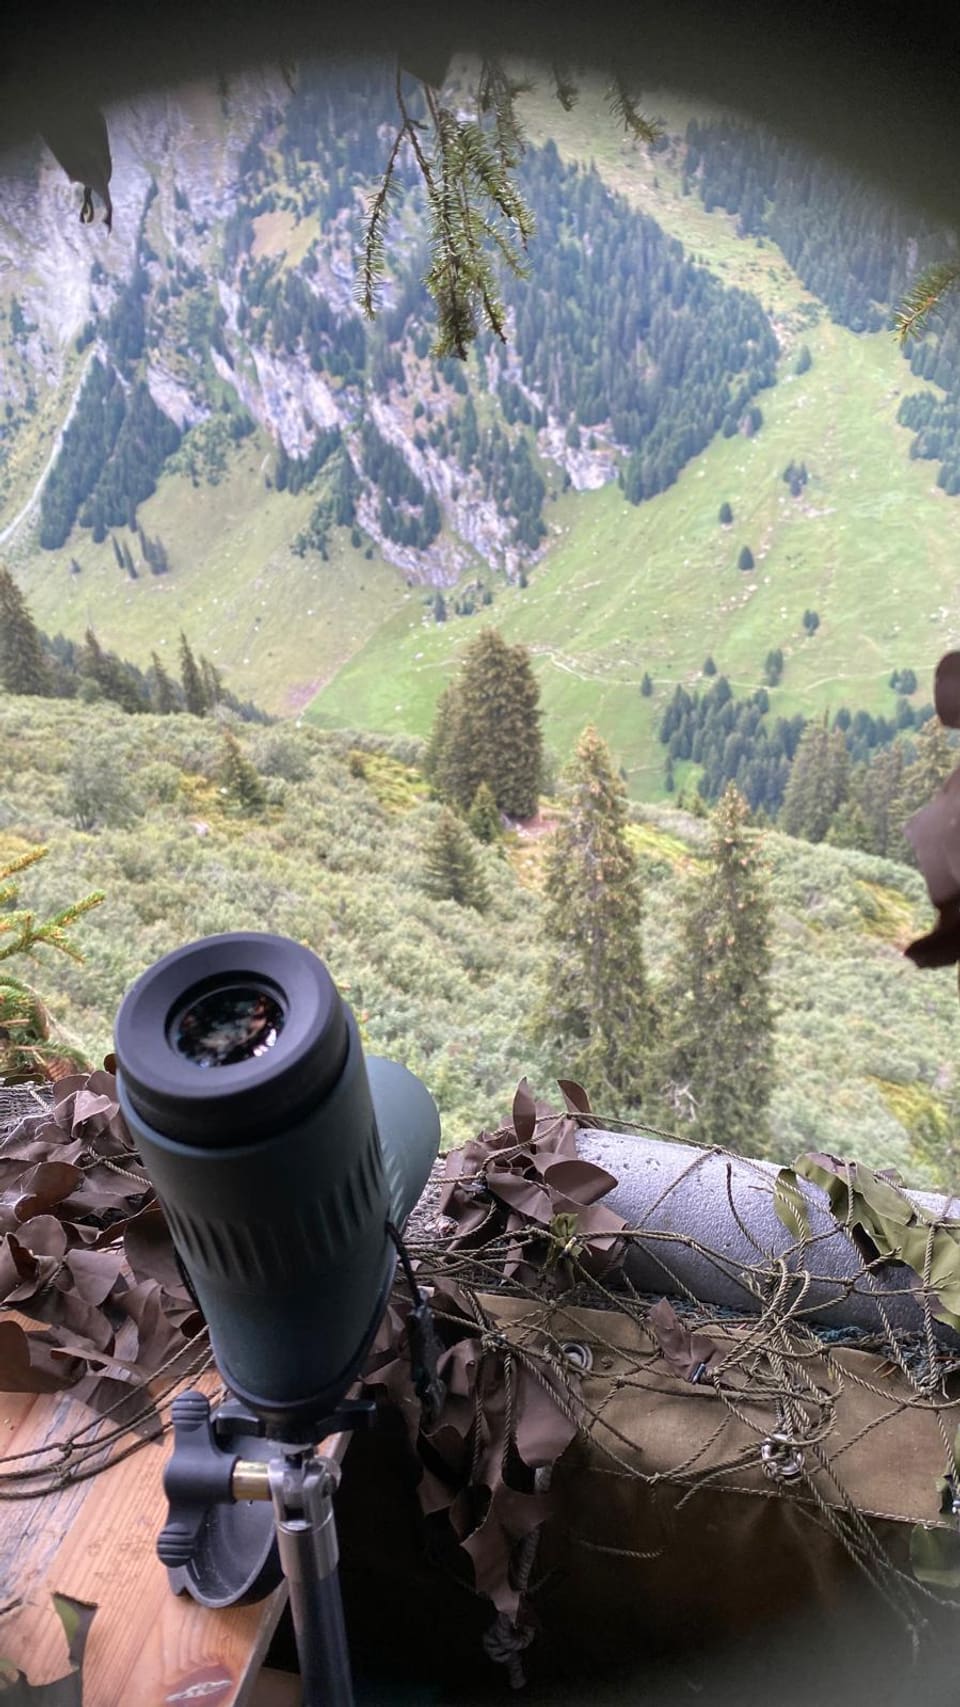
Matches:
[[4, 1072, 960, 1690], [0, 1071, 210, 1488], [366, 1080, 960, 1685]]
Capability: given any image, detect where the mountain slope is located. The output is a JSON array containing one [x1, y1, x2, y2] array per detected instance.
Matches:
[[0, 70, 957, 766], [307, 83, 960, 786], [1, 694, 955, 1178], [310, 313, 954, 791]]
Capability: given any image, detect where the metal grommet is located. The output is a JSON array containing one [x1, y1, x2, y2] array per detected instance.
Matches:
[[559, 1341, 593, 1373], [760, 1434, 805, 1483]]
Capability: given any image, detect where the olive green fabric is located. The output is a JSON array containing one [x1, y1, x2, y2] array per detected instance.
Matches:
[[341, 1292, 960, 1695], [482, 1294, 950, 1528]]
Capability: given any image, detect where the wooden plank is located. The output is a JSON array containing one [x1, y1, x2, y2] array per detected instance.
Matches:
[[0, 1374, 348, 1707]]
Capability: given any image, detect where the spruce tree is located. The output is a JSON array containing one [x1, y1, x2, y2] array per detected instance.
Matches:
[[467, 781, 502, 844], [0, 566, 49, 696], [657, 783, 774, 1150], [535, 726, 654, 1107], [856, 743, 905, 857], [81, 627, 145, 714], [428, 628, 542, 819], [763, 648, 784, 687], [220, 730, 267, 815], [898, 719, 955, 823], [200, 655, 224, 708], [738, 545, 755, 572], [179, 631, 208, 717], [423, 807, 489, 910], [718, 501, 734, 525], [779, 719, 849, 842], [640, 672, 654, 697], [424, 681, 457, 793], [825, 798, 874, 852], [149, 650, 179, 714]]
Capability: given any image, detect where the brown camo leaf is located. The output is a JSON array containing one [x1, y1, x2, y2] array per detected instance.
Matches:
[[648, 1297, 722, 1382], [0, 1320, 80, 1392], [512, 1079, 538, 1143]]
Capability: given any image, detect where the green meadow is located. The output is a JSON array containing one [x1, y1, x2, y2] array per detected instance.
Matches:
[[309, 310, 958, 793]]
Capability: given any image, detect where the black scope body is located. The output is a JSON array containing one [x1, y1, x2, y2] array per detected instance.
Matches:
[[114, 932, 440, 1429]]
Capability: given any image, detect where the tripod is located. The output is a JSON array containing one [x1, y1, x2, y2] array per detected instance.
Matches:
[[158, 1389, 377, 1707]]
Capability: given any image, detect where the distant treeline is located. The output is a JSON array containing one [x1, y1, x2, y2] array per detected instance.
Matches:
[[501, 142, 779, 505], [658, 671, 950, 859], [38, 630, 268, 722], [0, 563, 266, 722]]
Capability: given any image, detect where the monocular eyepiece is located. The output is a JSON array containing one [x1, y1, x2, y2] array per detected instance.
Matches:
[[170, 984, 285, 1068], [114, 932, 348, 1147]]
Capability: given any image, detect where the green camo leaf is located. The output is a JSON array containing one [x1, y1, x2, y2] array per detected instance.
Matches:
[[773, 1168, 810, 1243]]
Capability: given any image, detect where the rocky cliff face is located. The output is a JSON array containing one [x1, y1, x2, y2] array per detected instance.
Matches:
[[0, 73, 559, 583], [0, 81, 266, 389]]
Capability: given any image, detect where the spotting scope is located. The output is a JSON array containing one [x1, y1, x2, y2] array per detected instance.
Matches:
[[113, 932, 442, 1703]]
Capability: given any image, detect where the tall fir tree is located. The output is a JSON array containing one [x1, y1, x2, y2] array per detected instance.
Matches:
[[779, 718, 848, 842], [423, 807, 489, 910], [0, 566, 49, 696], [179, 631, 208, 717], [657, 783, 774, 1150], [200, 655, 224, 709], [81, 627, 146, 714], [897, 719, 956, 832], [853, 741, 906, 857], [825, 797, 874, 852], [535, 726, 654, 1107], [149, 650, 179, 714], [427, 628, 542, 819], [219, 730, 267, 815]]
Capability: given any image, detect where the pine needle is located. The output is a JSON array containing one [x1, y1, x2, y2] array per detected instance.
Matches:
[[605, 76, 665, 146], [550, 63, 579, 113], [895, 261, 960, 344], [361, 58, 662, 358]]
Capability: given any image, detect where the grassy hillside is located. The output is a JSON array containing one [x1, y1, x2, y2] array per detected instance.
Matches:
[[6, 81, 958, 767], [310, 85, 959, 792], [2, 695, 957, 1182], [11, 428, 410, 716]]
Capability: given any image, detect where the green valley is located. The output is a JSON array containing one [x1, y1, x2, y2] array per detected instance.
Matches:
[[308, 83, 959, 791], [2, 68, 956, 799]]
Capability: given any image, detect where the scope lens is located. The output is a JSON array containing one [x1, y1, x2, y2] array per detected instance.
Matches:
[[171, 986, 285, 1068]]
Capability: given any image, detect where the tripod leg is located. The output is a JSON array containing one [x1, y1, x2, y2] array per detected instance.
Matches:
[[270, 1456, 354, 1707]]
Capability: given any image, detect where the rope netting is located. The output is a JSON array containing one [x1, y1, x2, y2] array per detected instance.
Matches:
[[372, 1081, 960, 1673], [4, 1072, 960, 1683]]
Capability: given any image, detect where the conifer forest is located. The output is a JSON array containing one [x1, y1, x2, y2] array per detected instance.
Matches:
[[2, 61, 960, 1187]]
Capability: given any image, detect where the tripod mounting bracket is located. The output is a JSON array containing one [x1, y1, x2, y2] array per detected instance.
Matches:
[[158, 1389, 376, 1574]]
